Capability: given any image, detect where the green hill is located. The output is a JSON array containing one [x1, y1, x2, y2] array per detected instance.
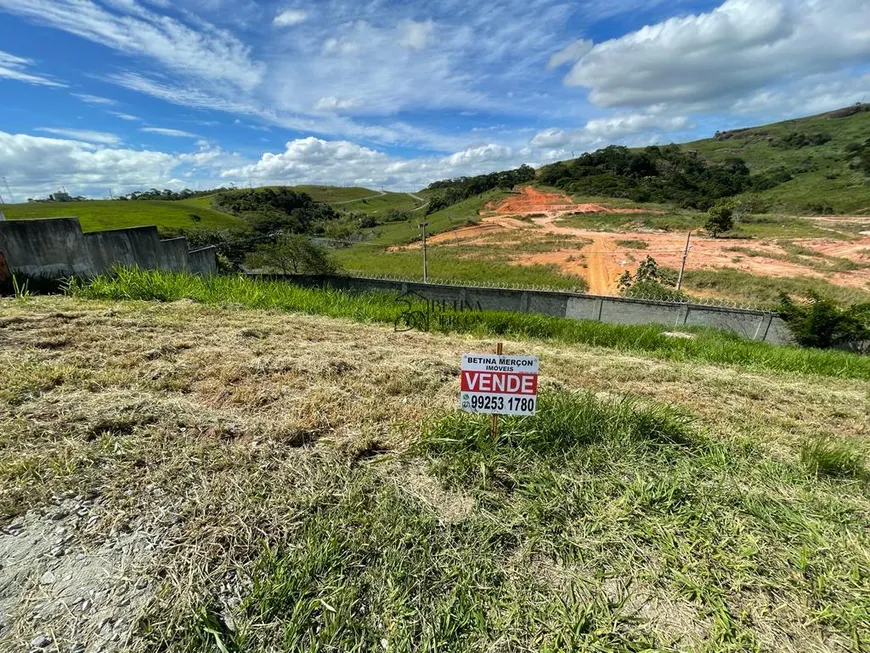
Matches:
[[0, 185, 425, 236], [0, 199, 245, 234], [190, 186, 424, 216], [685, 104, 870, 213], [540, 104, 870, 214]]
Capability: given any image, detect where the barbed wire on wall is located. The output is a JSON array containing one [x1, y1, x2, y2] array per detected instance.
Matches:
[[344, 271, 773, 313]]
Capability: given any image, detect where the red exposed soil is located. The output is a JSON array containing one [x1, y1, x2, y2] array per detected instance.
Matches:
[[393, 186, 870, 296], [487, 187, 650, 217]]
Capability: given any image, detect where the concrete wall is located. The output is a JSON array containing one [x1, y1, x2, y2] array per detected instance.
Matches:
[[0, 218, 96, 277], [0, 217, 215, 278], [158, 237, 190, 273], [261, 274, 792, 345], [189, 247, 218, 276], [84, 226, 163, 272]]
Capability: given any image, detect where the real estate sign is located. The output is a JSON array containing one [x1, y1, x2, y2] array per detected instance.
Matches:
[[460, 353, 539, 416]]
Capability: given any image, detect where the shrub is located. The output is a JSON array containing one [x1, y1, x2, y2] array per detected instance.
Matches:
[[615, 239, 648, 250], [246, 235, 341, 276], [779, 293, 870, 350], [706, 202, 734, 237], [617, 256, 686, 302], [382, 209, 411, 223], [624, 281, 688, 302]]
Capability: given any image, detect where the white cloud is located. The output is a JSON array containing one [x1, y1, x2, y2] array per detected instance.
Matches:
[[313, 96, 363, 112], [0, 130, 247, 197], [0, 50, 65, 87], [0, 0, 264, 90], [273, 8, 308, 27], [141, 127, 199, 138], [106, 71, 475, 151], [108, 111, 141, 121], [0, 131, 175, 196], [443, 143, 513, 167], [584, 114, 690, 139], [72, 93, 117, 106], [548, 39, 592, 69], [397, 19, 434, 51], [530, 113, 692, 150], [34, 128, 122, 145], [529, 128, 571, 149], [731, 72, 870, 118], [561, 0, 870, 109], [222, 137, 528, 189]]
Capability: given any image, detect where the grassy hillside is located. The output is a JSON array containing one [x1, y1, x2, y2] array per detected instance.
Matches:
[[1, 285, 867, 651], [542, 104, 870, 214], [0, 186, 422, 239], [186, 186, 423, 217], [685, 104, 870, 213], [0, 199, 245, 234]]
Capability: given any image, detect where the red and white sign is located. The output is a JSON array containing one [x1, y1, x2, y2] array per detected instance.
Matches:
[[460, 353, 539, 416]]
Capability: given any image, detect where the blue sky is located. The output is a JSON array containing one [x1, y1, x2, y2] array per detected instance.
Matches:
[[0, 0, 868, 198]]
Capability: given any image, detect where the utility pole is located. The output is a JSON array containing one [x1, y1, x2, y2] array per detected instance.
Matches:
[[418, 221, 429, 283], [1, 176, 11, 204], [676, 230, 692, 291]]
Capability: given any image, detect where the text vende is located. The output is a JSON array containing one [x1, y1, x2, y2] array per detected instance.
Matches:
[[460, 371, 538, 395]]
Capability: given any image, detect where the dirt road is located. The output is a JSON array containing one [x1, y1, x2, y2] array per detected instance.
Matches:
[[395, 186, 870, 294]]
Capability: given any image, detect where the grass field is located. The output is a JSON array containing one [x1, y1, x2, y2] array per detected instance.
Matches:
[[365, 189, 510, 246], [330, 189, 555, 286], [334, 244, 588, 290], [0, 199, 244, 234], [68, 269, 870, 379], [681, 267, 870, 306], [1, 285, 867, 651], [555, 209, 851, 240]]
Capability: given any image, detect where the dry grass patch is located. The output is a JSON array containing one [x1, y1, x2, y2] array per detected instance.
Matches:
[[1, 297, 868, 651]]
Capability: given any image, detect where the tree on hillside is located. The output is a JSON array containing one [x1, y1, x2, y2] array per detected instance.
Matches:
[[424, 164, 537, 215], [246, 235, 340, 276], [705, 202, 734, 237], [536, 145, 754, 209]]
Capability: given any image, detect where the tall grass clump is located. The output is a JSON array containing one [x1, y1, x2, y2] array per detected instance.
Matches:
[[69, 268, 870, 380], [422, 391, 700, 490], [800, 437, 866, 479]]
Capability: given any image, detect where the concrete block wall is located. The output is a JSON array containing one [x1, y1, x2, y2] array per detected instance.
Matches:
[[189, 247, 218, 275], [261, 274, 792, 345], [0, 218, 96, 277], [0, 217, 215, 279], [158, 237, 190, 272], [84, 226, 163, 272]]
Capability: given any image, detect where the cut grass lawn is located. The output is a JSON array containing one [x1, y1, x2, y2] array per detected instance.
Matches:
[[0, 296, 867, 652], [69, 268, 870, 380], [0, 199, 245, 234]]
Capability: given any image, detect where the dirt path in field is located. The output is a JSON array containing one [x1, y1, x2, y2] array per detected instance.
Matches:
[[486, 186, 650, 217], [392, 187, 870, 294]]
